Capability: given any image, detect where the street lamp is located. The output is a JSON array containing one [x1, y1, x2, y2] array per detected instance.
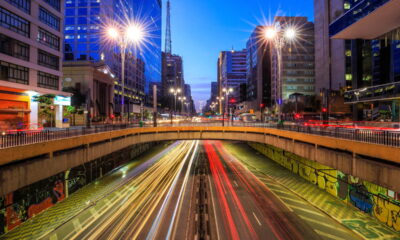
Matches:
[[106, 23, 144, 122], [264, 25, 297, 122], [185, 102, 190, 118], [216, 96, 224, 115], [178, 96, 186, 114], [222, 87, 233, 126], [170, 88, 181, 122]]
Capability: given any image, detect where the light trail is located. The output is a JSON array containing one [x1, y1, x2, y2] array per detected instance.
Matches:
[[146, 140, 198, 240], [165, 140, 199, 240], [69, 141, 193, 239], [205, 141, 240, 240], [214, 141, 304, 240], [206, 141, 259, 240]]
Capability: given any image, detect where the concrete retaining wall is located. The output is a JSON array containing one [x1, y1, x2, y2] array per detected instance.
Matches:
[[249, 142, 400, 232]]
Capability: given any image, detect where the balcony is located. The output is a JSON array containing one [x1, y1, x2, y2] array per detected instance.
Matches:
[[330, 0, 400, 39], [344, 81, 400, 103]]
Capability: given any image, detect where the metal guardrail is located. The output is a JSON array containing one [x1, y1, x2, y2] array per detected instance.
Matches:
[[1, 122, 399, 149]]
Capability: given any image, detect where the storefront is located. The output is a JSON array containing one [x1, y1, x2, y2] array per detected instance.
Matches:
[[0, 87, 30, 131]]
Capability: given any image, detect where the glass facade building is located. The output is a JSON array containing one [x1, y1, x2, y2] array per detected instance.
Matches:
[[64, 0, 162, 113], [330, 0, 400, 121]]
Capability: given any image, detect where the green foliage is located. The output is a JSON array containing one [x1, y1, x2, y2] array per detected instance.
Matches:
[[32, 94, 56, 105]]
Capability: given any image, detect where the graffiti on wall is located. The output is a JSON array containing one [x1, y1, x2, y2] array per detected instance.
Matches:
[[0, 173, 65, 234], [249, 142, 400, 232]]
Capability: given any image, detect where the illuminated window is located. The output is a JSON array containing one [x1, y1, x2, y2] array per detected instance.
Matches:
[[345, 50, 351, 57], [345, 74, 352, 81], [344, 2, 351, 10]]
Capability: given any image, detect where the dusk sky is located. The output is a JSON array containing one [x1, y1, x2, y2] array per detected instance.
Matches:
[[161, 0, 314, 110]]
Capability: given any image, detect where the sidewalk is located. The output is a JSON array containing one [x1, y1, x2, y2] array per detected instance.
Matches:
[[223, 141, 400, 240], [0, 143, 172, 240]]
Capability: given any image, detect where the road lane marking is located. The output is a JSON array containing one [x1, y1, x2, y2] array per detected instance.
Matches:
[[252, 212, 262, 226], [299, 215, 350, 234], [289, 205, 325, 217]]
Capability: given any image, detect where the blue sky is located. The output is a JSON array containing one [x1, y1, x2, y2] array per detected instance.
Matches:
[[161, 0, 314, 110]]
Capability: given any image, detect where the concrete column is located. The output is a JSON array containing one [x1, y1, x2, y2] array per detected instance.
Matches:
[[29, 99, 39, 125], [55, 105, 63, 128], [352, 152, 357, 176]]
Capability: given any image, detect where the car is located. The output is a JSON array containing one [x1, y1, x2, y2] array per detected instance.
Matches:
[[2, 123, 44, 135]]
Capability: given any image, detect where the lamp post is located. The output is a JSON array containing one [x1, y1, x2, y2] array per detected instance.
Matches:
[[185, 102, 190, 118], [216, 96, 224, 115], [106, 23, 144, 122], [170, 87, 181, 123], [178, 96, 186, 114], [264, 25, 297, 122], [222, 87, 233, 126]]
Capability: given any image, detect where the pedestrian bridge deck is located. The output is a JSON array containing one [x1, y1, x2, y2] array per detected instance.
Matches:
[[1, 125, 398, 166]]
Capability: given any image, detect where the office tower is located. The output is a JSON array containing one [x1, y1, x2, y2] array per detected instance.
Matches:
[[246, 26, 273, 114], [272, 16, 315, 101], [64, 0, 162, 115], [330, 0, 400, 120], [217, 49, 247, 102]]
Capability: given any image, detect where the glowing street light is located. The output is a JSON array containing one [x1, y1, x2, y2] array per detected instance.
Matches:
[[222, 87, 234, 126], [170, 88, 181, 121], [284, 28, 296, 40], [264, 27, 277, 39], [105, 23, 144, 122], [263, 25, 298, 122], [126, 24, 144, 43], [178, 96, 186, 114]]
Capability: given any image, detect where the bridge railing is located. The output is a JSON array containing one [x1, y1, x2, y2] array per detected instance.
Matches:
[[1, 122, 399, 149]]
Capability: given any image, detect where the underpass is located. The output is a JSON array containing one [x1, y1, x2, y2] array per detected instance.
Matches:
[[4, 140, 391, 239], [1, 124, 400, 239]]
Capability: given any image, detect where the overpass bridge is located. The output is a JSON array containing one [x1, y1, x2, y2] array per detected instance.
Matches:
[[1, 123, 399, 196]]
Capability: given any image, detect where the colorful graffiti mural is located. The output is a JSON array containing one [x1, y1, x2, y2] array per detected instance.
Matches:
[[0, 142, 157, 236], [0, 173, 65, 234], [249, 142, 400, 233]]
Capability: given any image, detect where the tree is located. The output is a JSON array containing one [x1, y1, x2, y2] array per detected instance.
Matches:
[[32, 94, 56, 127]]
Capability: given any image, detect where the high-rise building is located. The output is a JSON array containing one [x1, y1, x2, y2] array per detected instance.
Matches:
[[0, 0, 70, 128], [246, 26, 273, 114], [272, 17, 315, 101], [217, 49, 247, 102], [330, 0, 400, 121], [161, 53, 185, 110], [210, 81, 218, 102], [63, 0, 162, 115], [314, 0, 349, 94]]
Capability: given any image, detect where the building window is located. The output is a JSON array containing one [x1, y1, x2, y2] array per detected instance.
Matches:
[[38, 49, 59, 70], [65, 17, 74, 25], [66, 9, 75, 16], [0, 33, 29, 61], [344, 2, 351, 10], [37, 71, 59, 89], [78, 8, 87, 15], [39, 7, 60, 31], [44, 0, 60, 11], [5, 0, 30, 13], [37, 28, 60, 50], [0, 60, 29, 84], [0, 7, 30, 37], [66, 0, 75, 7]]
